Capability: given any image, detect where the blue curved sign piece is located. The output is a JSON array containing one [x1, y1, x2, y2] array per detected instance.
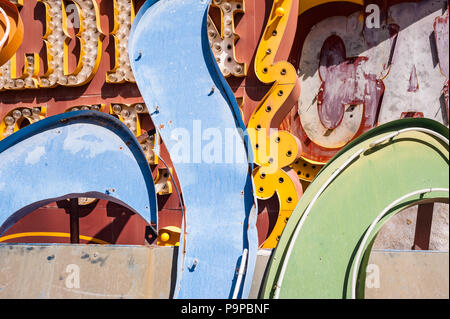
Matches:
[[130, 0, 258, 299], [0, 111, 157, 237]]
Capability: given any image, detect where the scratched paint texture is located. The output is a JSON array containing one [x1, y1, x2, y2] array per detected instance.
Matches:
[[296, 11, 395, 161], [278, 0, 449, 164], [0, 111, 157, 237], [379, 1, 449, 124], [130, 0, 257, 299]]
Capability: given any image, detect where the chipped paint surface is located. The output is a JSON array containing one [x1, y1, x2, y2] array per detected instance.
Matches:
[[434, 7, 449, 120], [130, 0, 257, 299], [296, 11, 396, 161], [286, 0, 449, 163], [380, 1, 449, 124]]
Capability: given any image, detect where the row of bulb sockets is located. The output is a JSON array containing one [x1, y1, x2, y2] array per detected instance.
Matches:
[[108, 0, 135, 83], [0, 0, 133, 89], [111, 103, 145, 115], [111, 103, 146, 135], [4, 108, 42, 126], [1, 103, 159, 176], [3, 103, 145, 126], [67, 105, 102, 112], [39, 0, 103, 87], [213, 0, 238, 12], [207, 1, 245, 77], [0, 54, 37, 90]]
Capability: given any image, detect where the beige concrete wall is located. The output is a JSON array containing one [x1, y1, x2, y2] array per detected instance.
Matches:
[[373, 203, 449, 251], [0, 244, 176, 299], [365, 250, 449, 299], [1, 245, 448, 299]]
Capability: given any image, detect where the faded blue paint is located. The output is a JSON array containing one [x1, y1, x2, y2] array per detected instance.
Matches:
[[0, 111, 157, 236], [130, 0, 257, 299]]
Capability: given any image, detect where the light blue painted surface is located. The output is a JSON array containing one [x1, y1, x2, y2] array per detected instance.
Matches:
[[0, 111, 157, 236], [130, 0, 258, 299]]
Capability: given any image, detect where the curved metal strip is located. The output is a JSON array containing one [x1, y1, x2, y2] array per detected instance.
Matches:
[[0, 6, 10, 49], [261, 118, 449, 299], [130, 0, 257, 299], [0, 111, 157, 236], [0, 0, 24, 66]]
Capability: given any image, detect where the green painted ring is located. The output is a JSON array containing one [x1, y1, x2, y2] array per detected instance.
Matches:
[[261, 119, 449, 299]]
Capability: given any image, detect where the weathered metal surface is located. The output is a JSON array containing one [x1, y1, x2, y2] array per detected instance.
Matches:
[[0, 111, 157, 237], [0, 1, 185, 242], [130, 0, 257, 299], [379, 1, 449, 125], [0, 244, 175, 299], [433, 7, 449, 122], [261, 118, 449, 299], [281, 0, 449, 164], [248, 0, 304, 249], [223, 0, 449, 249], [365, 250, 449, 299], [0, 0, 447, 300]]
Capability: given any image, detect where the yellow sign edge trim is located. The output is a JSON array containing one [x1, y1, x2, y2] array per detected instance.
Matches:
[[0, 232, 110, 245]]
